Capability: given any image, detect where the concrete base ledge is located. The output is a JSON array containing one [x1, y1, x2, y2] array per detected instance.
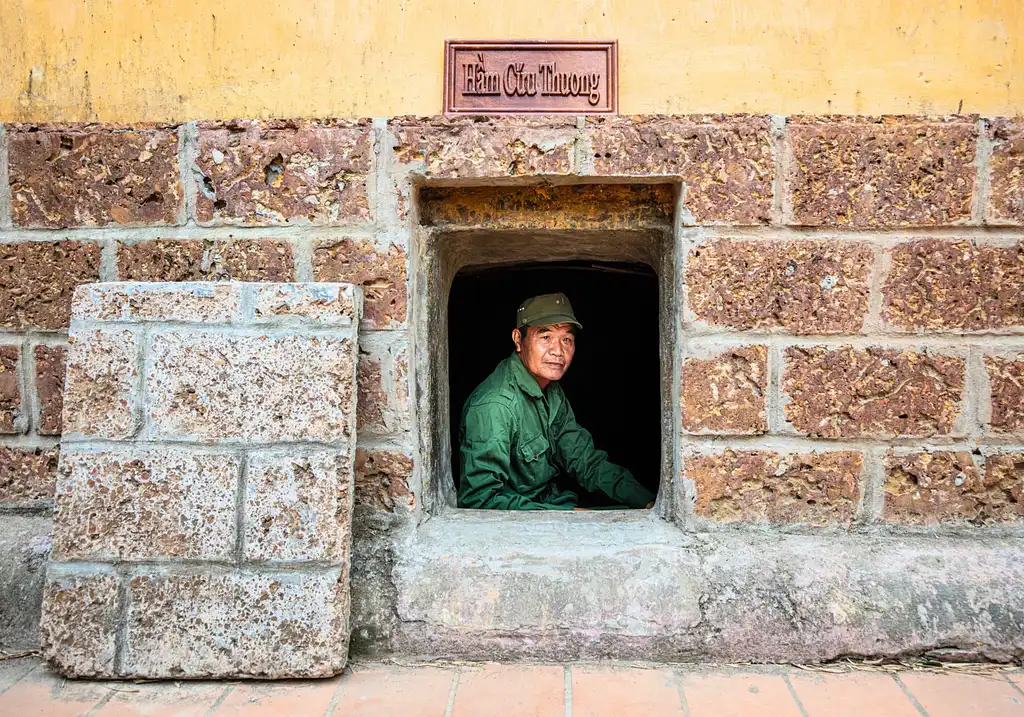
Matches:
[[0, 516, 51, 651], [392, 513, 1024, 663]]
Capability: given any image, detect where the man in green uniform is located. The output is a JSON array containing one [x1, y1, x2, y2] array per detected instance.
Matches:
[[458, 292, 655, 510]]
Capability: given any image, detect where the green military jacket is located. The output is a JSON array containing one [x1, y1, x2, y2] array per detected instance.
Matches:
[[458, 352, 655, 510]]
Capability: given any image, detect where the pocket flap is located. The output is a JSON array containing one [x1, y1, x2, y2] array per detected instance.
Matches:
[[518, 434, 550, 462]]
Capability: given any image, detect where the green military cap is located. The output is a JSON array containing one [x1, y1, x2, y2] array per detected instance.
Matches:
[[515, 292, 582, 329]]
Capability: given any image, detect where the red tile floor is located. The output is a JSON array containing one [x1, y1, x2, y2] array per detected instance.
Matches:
[[0, 656, 1021, 716]]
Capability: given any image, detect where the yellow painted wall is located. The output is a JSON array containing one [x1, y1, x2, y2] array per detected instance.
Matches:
[[1, 0, 1020, 122]]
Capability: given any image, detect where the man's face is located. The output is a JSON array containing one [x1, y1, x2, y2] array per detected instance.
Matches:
[[513, 323, 576, 387]]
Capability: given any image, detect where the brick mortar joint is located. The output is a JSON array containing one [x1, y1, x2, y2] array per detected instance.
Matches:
[[973, 117, 995, 225], [0, 123, 12, 230]]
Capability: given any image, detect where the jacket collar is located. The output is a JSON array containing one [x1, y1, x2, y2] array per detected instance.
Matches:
[[509, 351, 545, 399]]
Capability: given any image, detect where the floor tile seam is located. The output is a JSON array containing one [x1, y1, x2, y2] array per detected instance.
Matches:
[[0, 659, 40, 698], [83, 688, 116, 717], [893, 674, 932, 717], [322, 673, 347, 717], [1005, 673, 1024, 699], [564, 664, 572, 717], [782, 673, 812, 717], [202, 684, 235, 717], [443, 667, 461, 717], [672, 668, 691, 717]]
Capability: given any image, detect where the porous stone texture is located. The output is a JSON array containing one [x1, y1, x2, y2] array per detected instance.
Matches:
[[148, 332, 356, 442], [39, 567, 120, 677], [418, 184, 674, 229], [0, 516, 51, 650], [354, 449, 414, 512], [682, 346, 767, 434], [0, 446, 59, 503], [984, 355, 1024, 433], [884, 451, 1023, 525], [0, 241, 101, 330], [687, 239, 873, 333], [688, 450, 862, 526], [195, 119, 372, 225], [983, 453, 1024, 515], [987, 119, 1024, 224], [357, 342, 409, 435], [782, 346, 965, 438], [62, 328, 140, 439], [117, 239, 295, 281], [33, 345, 67, 435], [52, 449, 239, 561], [0, 346, 21, 434], [244, 452, 352, 561], [7, 126, 182, 227], [122, 568, 348, 678], [72, 283, 242, 324], [788, 117, 976, 226], [391, 116, 576, 178], [883, 240, 1024, 331], [313, 239, 407, 328], [252, 283, 359, 325], [583, 116, 773, 224]]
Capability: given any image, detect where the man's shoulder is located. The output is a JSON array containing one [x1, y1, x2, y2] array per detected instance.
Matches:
[[464, 358, 520, 412]]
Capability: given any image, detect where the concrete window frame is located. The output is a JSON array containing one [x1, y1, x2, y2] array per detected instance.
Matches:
[[409, 180, 685, 521]]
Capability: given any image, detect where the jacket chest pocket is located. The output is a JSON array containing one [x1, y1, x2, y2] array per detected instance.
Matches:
[[517, 434, 553, 484]]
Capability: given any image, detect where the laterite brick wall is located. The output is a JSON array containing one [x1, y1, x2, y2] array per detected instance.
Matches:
[[0, 115, 1022, 654]]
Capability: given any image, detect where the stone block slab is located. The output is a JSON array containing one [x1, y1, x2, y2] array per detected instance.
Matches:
[[583, 115, 773, 224], [782, 346, 965, 438], [884, 451, 1023, 525], [34, 345, 67, 435], [682, 345, 767, 435], [251, 283, 361, 326], [883, 240, 1024, 331], [354, 448, 414, 512], [0, 346, 21, 434], [122, 568, 348, 678], [0, 516, 51, 651], [147, 331, 356, 442], [62, 328, 140, 440], [687, 450, 862, 526], [40, 566, 120, 677], [52, 449, 238, 561], [244, 451, 353, 562], [787, 117, 976, 227], [312, 239, 407, 329], [0, 241, 101, 331], [117, 239, 295, 282], [8, 126, 182, 228], [987, 118, 1024, 225], [71, 283, 243, 324], [0, 446, 59, 503], [356, 339, 410, 436], [195, 119, 372, 225], [985, 355, 1024, 434], [390, 116, 576, 178], [687, 239, 873, 333]]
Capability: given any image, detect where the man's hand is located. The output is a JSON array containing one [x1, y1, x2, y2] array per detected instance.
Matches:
[[645, 501, 655, 509], [573, 507, 590, 511]]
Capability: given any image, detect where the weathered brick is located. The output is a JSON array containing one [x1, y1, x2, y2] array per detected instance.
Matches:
[[418, 184, 674, 229], [391, 116, 576, 178], [245, 452, 352, 561], [682, 346, 767, 434], [985, 355, 1024, 433], [983, 453, 1024, 517], [0, 241, 101, 330], [687, 239, 872, 333], [883, 240, 1024, 331], [884, 451, 1022, 524], [0, 445, 58, 502], [8, 126, 181, 228], [148, 332, 356, 442], [357, 342, 410, 435], [117, 239, 295, 281], [313, 239, 407, 328], [34, 345, 67, 435], [584, 115, 773, 224], [783, 346, 965, 438], [987, 119, 1024, 224], [195, 119, 371, 225], [52, 449, 238, 561], [40, 567, 120, 677], [251, 283, 361, 325], [688, 450, 862, 525], [788, 117, 976, 227], [72, 283, 242, 324], [0, 346, 21, 433], [123, 568, 348, 678], [63, 328, 140, 439], [354, 448, 414, 512]]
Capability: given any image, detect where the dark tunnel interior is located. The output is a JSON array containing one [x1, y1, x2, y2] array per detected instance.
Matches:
[[447, 260, 662, 507]]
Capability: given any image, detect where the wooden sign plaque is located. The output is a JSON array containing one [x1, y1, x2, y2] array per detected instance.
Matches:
[[444, 40, 618, 116]]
